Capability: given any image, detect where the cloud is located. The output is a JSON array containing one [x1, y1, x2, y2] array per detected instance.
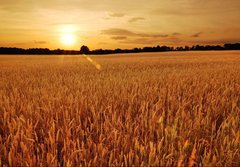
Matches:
[[102, 28, 168, 38], [120, 38, 160, 45], [108, 12, 125, 17], [128, 17, 145, 23], [119, 34, 184, 45], [13, 40, 47, 46], [13, 42, 28, 46], [34, 41, 47, 44], [111, 36, 127, 40], [102, 28, 136, 36], [172, 32, 181, 36], [191, 32, 203, 38]]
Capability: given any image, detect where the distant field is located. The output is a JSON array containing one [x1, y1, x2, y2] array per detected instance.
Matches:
[[0, 51, 240, 166]]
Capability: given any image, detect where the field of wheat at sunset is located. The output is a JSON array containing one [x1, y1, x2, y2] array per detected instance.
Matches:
[[0, 0, 240, 166]]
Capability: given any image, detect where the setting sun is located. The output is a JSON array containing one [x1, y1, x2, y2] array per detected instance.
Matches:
[[60, 34, 76, 46], [59, 25, 78, 47]]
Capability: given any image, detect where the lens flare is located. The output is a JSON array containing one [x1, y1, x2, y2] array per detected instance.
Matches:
[[83, 54, 101, 70]]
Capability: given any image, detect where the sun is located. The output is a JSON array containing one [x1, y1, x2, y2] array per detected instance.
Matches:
[[61, 34, 76, 46]]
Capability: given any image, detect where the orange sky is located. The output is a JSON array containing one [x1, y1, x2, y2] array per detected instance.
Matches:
[[0, 0, 240, 50]]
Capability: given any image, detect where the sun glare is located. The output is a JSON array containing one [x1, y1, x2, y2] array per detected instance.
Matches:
[[58, 24, 78, 46], [61, 34, 76, 46]]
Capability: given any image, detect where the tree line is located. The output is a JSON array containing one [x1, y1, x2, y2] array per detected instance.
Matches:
[[0, 43, 240, 55], [0, 48, 79, 55]]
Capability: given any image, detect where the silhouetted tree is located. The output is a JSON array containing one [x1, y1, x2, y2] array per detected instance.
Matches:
[[80, 45, 90, 54], [184, 46, 190, 51]]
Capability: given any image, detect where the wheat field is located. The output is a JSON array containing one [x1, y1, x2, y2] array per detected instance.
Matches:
[[0, 51, 240, 166]]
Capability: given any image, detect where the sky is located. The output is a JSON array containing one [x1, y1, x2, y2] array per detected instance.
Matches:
[[0, 0, 240, 50]]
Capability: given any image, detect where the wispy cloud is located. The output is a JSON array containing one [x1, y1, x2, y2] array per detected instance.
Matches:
[[191, 32, 203, 38], [128, 17, 145, 23], [102, 28, 168, 38], [13, 40, 48, 46], [120, 38, 159, 45], [172, 32, 181, 36], [102, 28, 135, 36], [108, 12, 125, 17], [34, 41, 47, 44], [111, 36, 127, 40]]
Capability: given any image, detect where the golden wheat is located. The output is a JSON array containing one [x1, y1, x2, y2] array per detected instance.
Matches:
[[0, 51, 240, 166]]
